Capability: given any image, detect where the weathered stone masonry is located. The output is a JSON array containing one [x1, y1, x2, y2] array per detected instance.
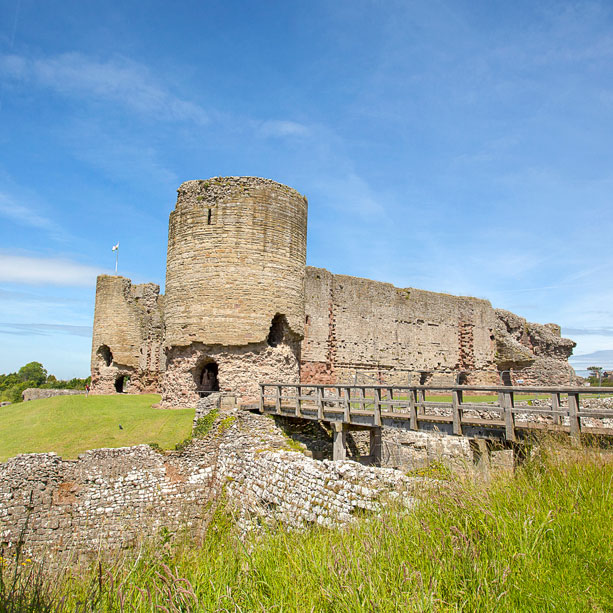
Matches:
[[0, 405, 418, 564], [90, 175, 576, 403]]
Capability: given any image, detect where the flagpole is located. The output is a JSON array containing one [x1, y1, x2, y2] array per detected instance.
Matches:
[[112, 243, 119, 274]]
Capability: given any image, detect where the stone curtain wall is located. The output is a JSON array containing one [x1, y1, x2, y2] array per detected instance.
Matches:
[[302, 267, 499, 386], [90, 276, 165, 394], [0, 405, 417, 565], [164, 177, 307, 347]]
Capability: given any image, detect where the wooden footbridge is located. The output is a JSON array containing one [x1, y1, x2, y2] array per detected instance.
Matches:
[[259, 383, 613, 461]]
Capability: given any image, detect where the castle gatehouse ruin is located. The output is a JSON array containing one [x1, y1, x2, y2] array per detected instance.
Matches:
[[90, 176, 576, 406]]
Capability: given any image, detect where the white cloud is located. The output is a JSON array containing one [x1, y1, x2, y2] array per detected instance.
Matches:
[[0, 52, 208, 125], [0, 254, 104, 286], [259, 120, 309, 138]]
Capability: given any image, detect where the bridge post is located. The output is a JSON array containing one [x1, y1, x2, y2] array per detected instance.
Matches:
[[409, 388, 418, 430], [452, 389, 463, 436], [374, 388, 382, 427], [551, 392, 561, 426], [369, 427, 382, 466], [343, 387, 351, 421], [500, 390, 516, 442], [275, 385, 282, 415], [296, 384, 302, 418], [332, 422, 348, 461], [568, 393, 581, 447]]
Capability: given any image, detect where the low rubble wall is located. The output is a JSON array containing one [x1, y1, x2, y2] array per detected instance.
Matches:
[[22, 388, 84, 402], [0, 401, 418, 566]]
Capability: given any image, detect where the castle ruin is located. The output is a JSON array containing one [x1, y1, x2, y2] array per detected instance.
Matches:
[[90, 176, 576, 406]]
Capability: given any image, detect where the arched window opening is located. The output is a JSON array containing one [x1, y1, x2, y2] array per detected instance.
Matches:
[[457, 372, 469, 385], [194, 361, 219, 394], [98, 345, 113, 367], [267, 314, 287, 347]]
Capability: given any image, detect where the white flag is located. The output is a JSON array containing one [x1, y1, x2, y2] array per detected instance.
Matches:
[[112, 243, 119, 251]]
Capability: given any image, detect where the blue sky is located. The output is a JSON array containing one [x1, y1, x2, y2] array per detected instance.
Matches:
[[0, 0, 612, 378]]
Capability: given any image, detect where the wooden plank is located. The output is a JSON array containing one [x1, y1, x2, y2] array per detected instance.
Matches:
[[275, 385, 281, 415], [452, 389, 463, 436], [259, 384, 265, 412], [568, 393, 580, 446], [317, 386, 323, 420]]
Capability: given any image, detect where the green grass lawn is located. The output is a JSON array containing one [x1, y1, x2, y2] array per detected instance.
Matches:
[[0, 394, 194, 462]]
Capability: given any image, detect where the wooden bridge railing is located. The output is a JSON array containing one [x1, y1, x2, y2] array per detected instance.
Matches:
[[259, 383, 613, 445]]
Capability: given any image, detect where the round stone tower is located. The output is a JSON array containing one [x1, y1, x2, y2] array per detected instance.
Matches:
[[162, 176, 308, 406]]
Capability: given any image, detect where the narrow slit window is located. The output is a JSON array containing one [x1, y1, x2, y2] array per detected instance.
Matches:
[[207, 209, 212, 225]]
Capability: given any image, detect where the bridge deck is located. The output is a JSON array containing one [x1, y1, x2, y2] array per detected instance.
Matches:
[[259, 383, 613, 460]]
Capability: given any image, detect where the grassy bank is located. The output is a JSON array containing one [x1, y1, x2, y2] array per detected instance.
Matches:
[[0, 394, 193, 461], [4, 443, 612, 611]]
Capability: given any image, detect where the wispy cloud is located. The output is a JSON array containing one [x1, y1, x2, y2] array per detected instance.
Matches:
[[564, 327, 613, 337], [0, 192, 65, 239], [0, 322, 92, 337], [0, 254, 104, 286], [258, 120, 310, 138], [0, 52, 208, 125]]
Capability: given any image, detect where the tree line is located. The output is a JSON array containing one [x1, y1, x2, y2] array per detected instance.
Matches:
[[0, 362, 91, 404]]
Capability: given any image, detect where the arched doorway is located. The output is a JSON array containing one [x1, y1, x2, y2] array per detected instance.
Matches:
[[115, 375, 128, 393], [195, 361, 219, 395]]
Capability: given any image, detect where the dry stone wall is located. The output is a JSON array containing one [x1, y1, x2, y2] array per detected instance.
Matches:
[[90, 276, 165, 394], [0, 402, 419, 565]]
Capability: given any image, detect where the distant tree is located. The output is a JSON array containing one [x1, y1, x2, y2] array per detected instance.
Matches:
[[17, 362, 47, 385], [587, 366, 603, 385]]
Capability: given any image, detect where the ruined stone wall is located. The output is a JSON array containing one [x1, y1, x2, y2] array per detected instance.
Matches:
[[0, 407, 417, 565], [301, 267, 499, 386], [161, 177, 307, 406], [90, 276, 165, 394], [494, 309, 576, 385]]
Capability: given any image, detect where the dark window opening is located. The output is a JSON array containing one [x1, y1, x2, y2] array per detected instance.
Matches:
[[501, 371, 512, 386], [98, 345, 113, 367], [115, 375, 128, 393], [207, 209, 212, 225], [419, 371, 431, 385], [267, 314, 287, 347], [195, 361, 219, 394], [457, 372, 468, 385]]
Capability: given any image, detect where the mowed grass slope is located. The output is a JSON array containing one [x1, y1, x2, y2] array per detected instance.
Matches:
[[0, 394, 194, 462]]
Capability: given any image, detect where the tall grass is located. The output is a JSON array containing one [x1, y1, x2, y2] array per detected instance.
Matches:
[[3, 442, 612, 612]]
